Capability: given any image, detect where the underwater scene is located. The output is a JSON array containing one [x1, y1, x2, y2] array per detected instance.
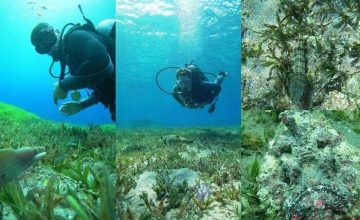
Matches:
[[116, 0, 241, 127], [242, 0, 360, 110], [0, 0, 118, 219], [241, 0, 360, 219], [0, 102, 116, 219], [116, 0, 242, 219], [241, 110, 360, 219], [0, 0, 115, 124]]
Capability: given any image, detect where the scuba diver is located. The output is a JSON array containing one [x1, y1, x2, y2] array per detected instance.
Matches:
[[156, 61, 228, 113], [30, 5, 116, 121]]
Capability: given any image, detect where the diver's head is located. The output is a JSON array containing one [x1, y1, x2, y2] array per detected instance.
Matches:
[[31, 23, 60, 59], [176, 68, 192, 92]]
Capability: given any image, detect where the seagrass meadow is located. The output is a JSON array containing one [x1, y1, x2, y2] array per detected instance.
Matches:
[[0, 102, 116, 220], [116, 126, 242, 219], [242, 0, 360, 110]]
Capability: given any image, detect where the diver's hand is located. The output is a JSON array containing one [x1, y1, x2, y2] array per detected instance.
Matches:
[[59, 101, 82, 116], [218, 71, 228, 77], [0, 147, 46, 187], [53, 82, 68, 105]]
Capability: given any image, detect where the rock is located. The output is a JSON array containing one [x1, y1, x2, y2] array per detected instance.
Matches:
[[125, 169, 199, 219], [168, 168, 198, 187], [257, 111, 360, 219]]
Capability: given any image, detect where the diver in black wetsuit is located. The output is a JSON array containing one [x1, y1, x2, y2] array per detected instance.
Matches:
[[172, 64, 227, 112], [30, 19, 116, 121]]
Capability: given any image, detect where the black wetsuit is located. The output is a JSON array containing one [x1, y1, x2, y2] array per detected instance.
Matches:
[[59, 29, 116, 121], [173, 67, 221, 108]]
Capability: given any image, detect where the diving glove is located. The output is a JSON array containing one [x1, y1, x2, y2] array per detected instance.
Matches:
[[59, 101, 82, 116], [53, 82, 68, 105]]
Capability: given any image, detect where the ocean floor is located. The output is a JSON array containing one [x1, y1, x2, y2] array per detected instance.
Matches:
[[0, 102, 116, 220], [242, 0, 360, 110], [116, 126, 241, 219], [241, 110, 360, 219]]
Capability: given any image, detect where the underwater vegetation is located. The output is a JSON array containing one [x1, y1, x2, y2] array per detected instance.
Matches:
[[0, 102, 116, 220], [116, 126, 241, 219], [241, 110, 360, 219], [241, 110, 279, 152], [242, 0, 360, 110]]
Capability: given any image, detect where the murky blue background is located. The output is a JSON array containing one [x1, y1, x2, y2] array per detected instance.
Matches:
[[116, 0, 241, 127], [0, 0, 114, 124]]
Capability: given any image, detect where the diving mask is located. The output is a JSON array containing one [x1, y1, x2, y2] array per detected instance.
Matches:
[[177, 74, 192, 91], [35, 28, 57, 54]]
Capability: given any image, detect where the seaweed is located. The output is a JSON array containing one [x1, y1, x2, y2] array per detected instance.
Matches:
[[139, 192, 166, 219], [0, 102, 116, 219], [243, 0, 360, 109], [117, 127, 241, 219], [240, 156, 268, 219], [0, 176, 63, 220], [66, 167, 115, 220]]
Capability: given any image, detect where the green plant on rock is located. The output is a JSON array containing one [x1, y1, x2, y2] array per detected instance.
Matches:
[[42, 176, 64, 219], [117, 172, 136, 196], [152, 170, 174, 201], [119, 207, 135, 220], [240, 156, 267, 219], [192, 195, 214, 212], [241, 130, 265, 150], [66, 167, 115, 220], [64, 160, 90, 183], [168, 180, 190, 209], [0, 176, 63, 220], [224, 184, 241, 201], [242, 40, 263, 64], [63, 161, 100, 194], [153, 171, 191, 210], [213, 165, 231, 187], [234, 204, 241, 220], [139, 192, 166, 219], [0, 181, 42, 220]]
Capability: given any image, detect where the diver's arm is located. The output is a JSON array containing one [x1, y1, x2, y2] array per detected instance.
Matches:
[[59, 31, 113, 91], [59, 94, 98, 116], [173, 92, 185, 106], [80, 93, 98, 110], [173, 86, 185, 106], [199, 81, 221, 103]]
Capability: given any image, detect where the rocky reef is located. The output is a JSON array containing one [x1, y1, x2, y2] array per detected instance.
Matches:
[[257, 111, 360, 219]]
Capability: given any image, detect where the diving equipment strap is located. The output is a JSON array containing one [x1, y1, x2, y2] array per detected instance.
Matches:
[[60, 55, 114, 91]]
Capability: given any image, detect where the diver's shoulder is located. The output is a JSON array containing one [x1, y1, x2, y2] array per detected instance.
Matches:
[[67, 29, 95, 41]]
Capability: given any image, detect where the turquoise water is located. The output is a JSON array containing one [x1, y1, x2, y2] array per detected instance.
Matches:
[[116, 0, 241, 127], [0, 0, 240, 126], [0, 0, 114, 124]]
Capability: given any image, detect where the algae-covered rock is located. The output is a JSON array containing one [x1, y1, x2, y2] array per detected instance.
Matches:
[[257, 111, 360, 219], [241, 110, 278, 150], [125, 168, 199, 219]]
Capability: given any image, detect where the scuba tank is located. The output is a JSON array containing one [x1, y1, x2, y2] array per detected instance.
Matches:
[[96, 19, 116, 39], [49, 5, 116, 80]]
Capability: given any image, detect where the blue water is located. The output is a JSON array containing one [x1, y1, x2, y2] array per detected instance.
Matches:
[[0, 0, 114, 125], [116, 0, 241, 127]]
